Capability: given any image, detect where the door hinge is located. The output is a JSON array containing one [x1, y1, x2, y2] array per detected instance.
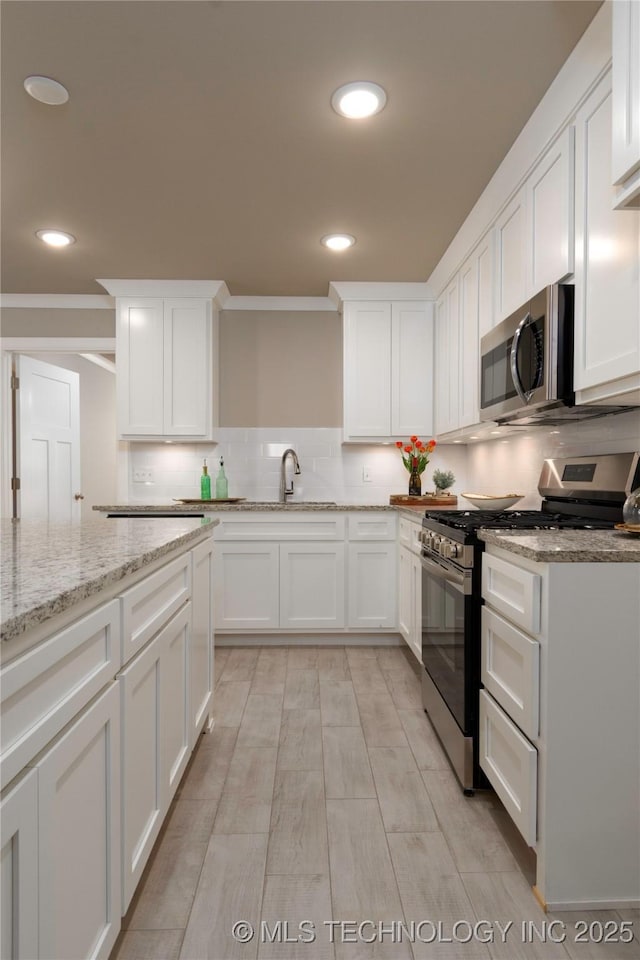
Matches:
[[11, 374, 19, 390], [11, 477, 20, 491]]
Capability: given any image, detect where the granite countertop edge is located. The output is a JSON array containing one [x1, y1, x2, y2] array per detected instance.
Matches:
[[478, 528, 640, 562], [1, 519, 217, 644], [92, 502, 399, 513]]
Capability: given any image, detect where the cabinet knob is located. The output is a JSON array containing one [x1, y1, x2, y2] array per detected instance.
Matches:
[[74, 493, 85, 501]]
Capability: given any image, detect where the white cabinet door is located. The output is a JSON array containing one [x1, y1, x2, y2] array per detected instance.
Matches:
[[527, 127, 574, 293], [458, 253, 480, 429], [281, 543, 346, 629], [214, 542, 280, 630], [434, 279, 459, 434], [612, 0, 640, 189], [1, 770, 38, 960], [397, 545, 412, 642], [190, 537, 214, 746], [117, 297, 215, 439], [117, 299, 165, 435], [160, 604, 191, 803], [495, 187, 527, 321], [119, 632, 164, 912], [410, 551, 422, 663], [574, 73, 640, 394], [347, 542, 396, 629], [391, 301, 434, 436], [163, 299, 212, 437], [477, 232, 495, 338], [38, 683, 121, 960], [343, 301, 392, 438]]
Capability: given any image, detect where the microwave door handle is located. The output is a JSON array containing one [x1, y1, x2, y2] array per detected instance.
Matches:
[[510, 312, 534, 404]]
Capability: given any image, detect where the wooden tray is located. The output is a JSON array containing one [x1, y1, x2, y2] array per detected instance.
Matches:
[[172, 497, 246, 504], [390, 494, 457, 507], [614, 523, 640, 536]]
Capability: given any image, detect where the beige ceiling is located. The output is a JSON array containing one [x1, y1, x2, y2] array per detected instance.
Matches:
[[1, 0, 602, 297]]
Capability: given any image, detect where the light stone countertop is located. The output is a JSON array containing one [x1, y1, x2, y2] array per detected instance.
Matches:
[[478, 528, 640, 562], [1, 517, 216, 643], [93, 502, 398, 513]]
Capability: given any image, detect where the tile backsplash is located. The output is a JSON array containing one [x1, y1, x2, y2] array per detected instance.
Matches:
[[124, 428, 469, 505], [122, 410, 639, 507]]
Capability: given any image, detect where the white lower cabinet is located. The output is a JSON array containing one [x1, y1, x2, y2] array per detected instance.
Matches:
[[1, 770, 38, 960], [190, 537, 214, 747], [280, 543, 345, 629], [119, 602, 191, 912], [215, 542, 280, 629], [479, 689, 537, 847], [37, 683, 121, 960], [214, 512, 397, 634], [397, 544, 421, 662], [347, 542, 396, 629]]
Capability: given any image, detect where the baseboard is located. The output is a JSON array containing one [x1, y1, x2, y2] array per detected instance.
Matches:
[[214, 633, 403, 647]]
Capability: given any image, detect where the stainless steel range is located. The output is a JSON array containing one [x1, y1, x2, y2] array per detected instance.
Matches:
[[420, 451, 640, 794]]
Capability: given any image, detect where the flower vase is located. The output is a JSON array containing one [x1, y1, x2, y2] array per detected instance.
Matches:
[[409, 469, 422, 496]]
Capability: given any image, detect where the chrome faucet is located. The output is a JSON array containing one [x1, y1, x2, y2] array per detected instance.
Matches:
[[280, 448, 301, 502]]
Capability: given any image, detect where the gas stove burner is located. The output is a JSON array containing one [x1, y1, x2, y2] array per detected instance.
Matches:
[[423, 508, 616, 535]]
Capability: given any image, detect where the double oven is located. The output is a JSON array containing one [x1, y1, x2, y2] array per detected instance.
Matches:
[[419, 452, 639, 793]]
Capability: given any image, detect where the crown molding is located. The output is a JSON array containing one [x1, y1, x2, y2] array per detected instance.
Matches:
[[95, 279, 230, 306], [328, 281, 433, 305], [0, 294, 114, 309]]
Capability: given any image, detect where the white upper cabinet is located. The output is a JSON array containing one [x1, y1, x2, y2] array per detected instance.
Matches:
[[495, 187, 528, 321], [434, 232, 493, 437], [612, 0, 640, 207], [574, 72, 640, 398], [343, 300, 433, 441], [117, 297, 218, 440], [527, 126, 575, 293]]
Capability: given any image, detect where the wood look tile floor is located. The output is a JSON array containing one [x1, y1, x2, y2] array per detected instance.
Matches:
[[111, 646, 639, 960]]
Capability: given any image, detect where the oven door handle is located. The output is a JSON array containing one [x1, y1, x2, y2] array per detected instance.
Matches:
[[510, 311, 535, 405], [420, 554, 471, 595]]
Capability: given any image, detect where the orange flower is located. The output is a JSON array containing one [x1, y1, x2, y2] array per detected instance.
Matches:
[[404, 445, 412, 453], [410, 435, 418, 443], [395, 440, 403, 448], [427, 440, 436, 451]]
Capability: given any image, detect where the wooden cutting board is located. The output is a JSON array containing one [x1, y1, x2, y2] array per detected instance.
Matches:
[[390, 494, 457, 507]]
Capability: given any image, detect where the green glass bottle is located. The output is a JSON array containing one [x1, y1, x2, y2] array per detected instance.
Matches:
[[215, 457, 228, 500], [200, 459, 211, 500]]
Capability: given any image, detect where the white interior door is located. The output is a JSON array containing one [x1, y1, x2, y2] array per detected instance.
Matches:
[[17, 355, 81, 522]]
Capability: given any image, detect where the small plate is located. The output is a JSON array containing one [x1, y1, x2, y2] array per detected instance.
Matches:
[[461, 493, 524, 511], [614, 523, 640, 536]]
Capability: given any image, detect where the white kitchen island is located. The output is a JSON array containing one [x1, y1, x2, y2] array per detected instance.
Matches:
[[0, 516, 216, 960]]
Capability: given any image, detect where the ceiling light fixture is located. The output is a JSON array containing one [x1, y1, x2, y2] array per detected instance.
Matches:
[[24, 75, 69, 105], [321, 234, 356, 251], [36, 229, 76, 247], [331, 81, 387, 119]]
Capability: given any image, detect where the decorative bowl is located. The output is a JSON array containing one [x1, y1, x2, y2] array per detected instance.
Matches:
[[461, 493, 524, 511]]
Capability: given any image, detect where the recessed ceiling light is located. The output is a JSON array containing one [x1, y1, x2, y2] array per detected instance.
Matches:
[[331, 81, 387, 119], [321, 234, 356, 251], [36, 229, 76, 247], [24, 75, 69, 105]]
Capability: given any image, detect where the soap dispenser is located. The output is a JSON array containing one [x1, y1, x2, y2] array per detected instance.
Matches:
[[215, 457, 228, 500], [200, 459, 211, 500]]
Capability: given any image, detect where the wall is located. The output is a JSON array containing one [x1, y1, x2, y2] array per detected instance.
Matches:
[[219, 309, 341, 427], [26, 353, 118, 519], [465, 408, 640, 509], [1, 308, 115, 338], [125, 428, 469, 506]]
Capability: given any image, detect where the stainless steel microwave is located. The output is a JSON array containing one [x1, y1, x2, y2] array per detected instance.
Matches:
[[479, 285, 633, 425]]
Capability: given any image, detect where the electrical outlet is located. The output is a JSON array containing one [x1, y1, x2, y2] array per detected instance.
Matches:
[[133, 469, 153, 483], [362, 466, 372, 482]]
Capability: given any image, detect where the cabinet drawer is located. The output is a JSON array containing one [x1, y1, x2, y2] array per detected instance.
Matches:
[[214, 513, 346, 541], [399, 516, 423, 554], [121, 553, 190, 662], [482, 552, 541, 634], [479, 690, 537, 846], [0, 600, 120, 790], [481, 607, 539, 740], [347, 513, 396, 541]]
